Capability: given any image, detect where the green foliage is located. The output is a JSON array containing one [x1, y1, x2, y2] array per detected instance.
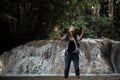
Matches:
[[49, 14, 111, 40], [49, 32, 58, 40], [89, 16, 111, 38], [0, 0, 120, 54], [59, 16, 87, 29], [59, 16, 87, 32], [0, 0, 120, 42]]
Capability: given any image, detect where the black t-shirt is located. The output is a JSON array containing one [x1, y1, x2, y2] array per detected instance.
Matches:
[[67, 40, 75, 53]]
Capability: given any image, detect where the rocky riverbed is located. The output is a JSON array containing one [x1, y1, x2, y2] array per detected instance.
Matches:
[[0, 75, 120, 80]]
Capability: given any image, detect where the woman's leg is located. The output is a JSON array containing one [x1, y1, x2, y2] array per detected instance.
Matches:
[[73, 53, 80, 78], [64, 53, 71, 79]]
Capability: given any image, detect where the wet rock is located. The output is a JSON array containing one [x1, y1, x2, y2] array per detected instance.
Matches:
[[0, 39, 120, 75]]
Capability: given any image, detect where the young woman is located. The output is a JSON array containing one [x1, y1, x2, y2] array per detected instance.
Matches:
[[54, 25, 86, 80]]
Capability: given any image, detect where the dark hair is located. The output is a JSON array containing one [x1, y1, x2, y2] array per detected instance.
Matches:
[[66, 31, 77, 41], [66, 31, 80, 47]]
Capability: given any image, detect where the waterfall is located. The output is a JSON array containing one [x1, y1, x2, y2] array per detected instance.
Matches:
[[0, 39, 120, 75], [111, 41, 120, 73], [79, 39, 111, 74]]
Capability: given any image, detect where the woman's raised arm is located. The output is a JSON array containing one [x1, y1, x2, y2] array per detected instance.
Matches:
[[54, 26, 62, 40], [78, 26, 86, 42]]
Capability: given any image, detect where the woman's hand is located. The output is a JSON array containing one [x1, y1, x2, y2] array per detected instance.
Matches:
[[82, 26, 86, 33], [54, 26, 62, 40], [78, 26, 86, 42], [54, 26, 59, 33]]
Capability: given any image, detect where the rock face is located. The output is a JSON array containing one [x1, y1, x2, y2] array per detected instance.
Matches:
[[0, 39, 120, 75]]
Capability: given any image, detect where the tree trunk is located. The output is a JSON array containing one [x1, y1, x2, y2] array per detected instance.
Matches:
[[108, 0, 114, 20]]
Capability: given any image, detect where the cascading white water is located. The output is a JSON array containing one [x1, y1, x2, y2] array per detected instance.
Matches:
[[111, 41, 120, 73], [0, 39, 120, 76], [78, 39, 111, 74]]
